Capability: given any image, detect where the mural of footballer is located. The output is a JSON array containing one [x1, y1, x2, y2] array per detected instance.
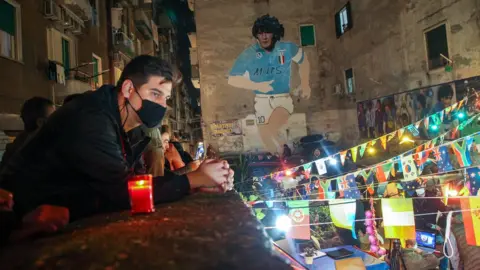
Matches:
[[227, 15, 311, 153]]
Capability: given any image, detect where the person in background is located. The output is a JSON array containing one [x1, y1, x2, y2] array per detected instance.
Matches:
[[282, 144, 292, 159], [375, 100, 384, 136], [170, 132, 194, 165], [161, 125, 185, 172], [357, 103, 367, 138], [383, 104, 395, 133], [401, 239, 440, 269], [0, 55, 233, 227], [416, 94, 429, 120], [144, 127, 165, 177], [0, 97, 55, 173], [365, 101, 375, 139], [432, 84, 454, 114]]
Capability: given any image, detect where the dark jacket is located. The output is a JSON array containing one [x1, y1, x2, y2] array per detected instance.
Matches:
[[0, 131, 36, 173], [171, 141, 193, 164], [0, 85, 190, 221]]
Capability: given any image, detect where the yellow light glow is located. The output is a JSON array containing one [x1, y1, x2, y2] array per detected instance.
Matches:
[[448, 190, 458, 197], [136, 180, 145, 186], [285, 170, 292, 176], [399, 136, 414, 145], [368, 147, 375, 154]]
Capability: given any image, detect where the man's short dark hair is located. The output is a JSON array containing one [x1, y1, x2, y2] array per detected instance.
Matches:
[[416, 94, 426, 108], [20, 97, 54, 132], [116, 55, 182, 89], [437, 84, 453, 101]]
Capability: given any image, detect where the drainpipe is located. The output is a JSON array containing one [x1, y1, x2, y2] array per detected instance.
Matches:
[[106, 0, 115, 84]]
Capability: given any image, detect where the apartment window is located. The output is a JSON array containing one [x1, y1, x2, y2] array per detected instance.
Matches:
[[345, 68, 355, 94], [47, 28, 76, 75], [299, 24, 316, 47], [0, 0, 21, 61], [92, 54, 103, 88], [335, 2, 353, 38], [425, 24, 449, 70]]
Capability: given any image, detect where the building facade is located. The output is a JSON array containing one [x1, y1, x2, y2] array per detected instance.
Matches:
[[194, 0, 480, 155]]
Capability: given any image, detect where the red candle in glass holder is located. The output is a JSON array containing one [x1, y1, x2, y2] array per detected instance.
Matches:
[[128, 175, 155, 214]]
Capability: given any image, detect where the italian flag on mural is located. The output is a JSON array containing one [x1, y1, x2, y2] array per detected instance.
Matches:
[[286, 200, 310, 240], [381, 198, 416, 247], [460, 197, 480, 246]]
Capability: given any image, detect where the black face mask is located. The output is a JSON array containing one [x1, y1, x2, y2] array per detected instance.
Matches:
[[127, 89, 166, 128]]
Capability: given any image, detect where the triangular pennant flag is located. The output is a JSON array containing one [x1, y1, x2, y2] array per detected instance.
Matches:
[[387, 131, 397, 142], [415, 120, 422, 129], [424, 116, 430, 128], [359, 143, 367, 157], [439, 135, 445, 144], [432, 137, 438, 147], [351, 147, 358, 163], [416, 145, 424, 153], [286, 200, 310, 240], [445, 106, 452, 115], [452, 136, 474, 168], [439, 111, 445, 122], [453, 101, 460, 111], [398, 128, 405, 139], [336, 176, 346, 197], [380, 136, 387, 150], [340, 151, 347, 166]]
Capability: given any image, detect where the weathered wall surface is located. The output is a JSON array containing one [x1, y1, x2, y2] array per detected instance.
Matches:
[[195, 0, 480, 154]]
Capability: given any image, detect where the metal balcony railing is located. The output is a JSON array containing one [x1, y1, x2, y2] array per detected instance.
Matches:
[[63, 0, 92, 20]]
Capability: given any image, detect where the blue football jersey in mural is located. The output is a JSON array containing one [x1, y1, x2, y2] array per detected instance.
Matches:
[[229, 41, 304, 95]]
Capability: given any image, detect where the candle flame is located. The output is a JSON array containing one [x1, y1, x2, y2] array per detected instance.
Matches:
[[137, 180, 145, 186]]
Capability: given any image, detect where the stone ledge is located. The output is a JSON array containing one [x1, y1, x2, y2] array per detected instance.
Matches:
[[0, 192, 291, 270]]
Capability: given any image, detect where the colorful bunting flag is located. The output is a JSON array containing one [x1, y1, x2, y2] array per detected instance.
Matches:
[[287, 200, 310, 240], [451, 136, 473, 168], [329, 199, 357, 238], [359, 143, 367, 157], [304, 162, 313, 178], [351, 147, 358, 163], [344, 174, 361, 199], [460, 197, 480, 246], [380, 136, 387, 150], [382, 198, 416, 247], [318, 179, 332, 200], [436, 145, 454, 173], [466, 167, 480, 196], [415, 121, 422, 129], [387, 131, 397, 142], [398, 128, 405, 139], [336, 177, 347, 198], [401, 155, 418, 181], [315, 159, 327, 175], [340, 151, 347, 166], [424, 116, 430, 128], [376, 162, 394, 183]]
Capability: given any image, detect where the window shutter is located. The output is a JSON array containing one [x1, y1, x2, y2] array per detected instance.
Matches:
[[300, 25, 315, 46], [0, 0, 16, 35], [335, 13, 341, 38], [346, 2, 353, 30]]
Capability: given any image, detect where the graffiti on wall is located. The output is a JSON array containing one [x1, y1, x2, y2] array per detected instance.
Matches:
[[356, 81, 469, 139], [227, 14, 311, 154], [209, 120, 242, 137]]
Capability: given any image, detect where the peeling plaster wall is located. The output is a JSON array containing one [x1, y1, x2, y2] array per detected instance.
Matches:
[[195, 0, 480, 153]]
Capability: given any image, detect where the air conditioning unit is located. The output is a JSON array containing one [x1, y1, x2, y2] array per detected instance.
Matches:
[[333, 84, 344, 95], [44, 0, 60, 21]]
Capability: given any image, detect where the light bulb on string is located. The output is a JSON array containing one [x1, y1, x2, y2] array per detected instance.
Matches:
[[457, 111, 465, 120], [367, 147, 376, 154], [430, 124, 439, 131], [399, 135, 414, 145]]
